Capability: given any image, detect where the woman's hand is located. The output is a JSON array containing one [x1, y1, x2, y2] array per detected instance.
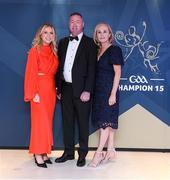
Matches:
[[108, 94, 116, 106], [33, 93, 40, 103]]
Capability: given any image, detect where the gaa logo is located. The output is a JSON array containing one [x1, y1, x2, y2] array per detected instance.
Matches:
[[129, 75, 148, 84]]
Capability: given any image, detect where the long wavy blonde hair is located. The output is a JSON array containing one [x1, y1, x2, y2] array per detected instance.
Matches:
[[32, 23, 57, 55], [93, 23, 114, 48]]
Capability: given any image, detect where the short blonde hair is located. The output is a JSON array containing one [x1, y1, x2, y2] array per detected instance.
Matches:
[[93, 23, 114, 47], [32, 23, 57, 55]]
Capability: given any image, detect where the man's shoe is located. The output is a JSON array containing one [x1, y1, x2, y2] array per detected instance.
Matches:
[[55, 153, 74, 163], [77, 157, 86, 167]]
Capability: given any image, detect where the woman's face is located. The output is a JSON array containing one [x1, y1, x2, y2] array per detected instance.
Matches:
[[96, 25, 111, 44], [41, 27, 55, 45]]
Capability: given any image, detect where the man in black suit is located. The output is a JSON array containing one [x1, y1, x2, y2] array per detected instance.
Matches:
[[55, 12, 97, 167]]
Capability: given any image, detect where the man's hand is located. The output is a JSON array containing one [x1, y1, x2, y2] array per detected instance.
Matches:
[[80, 91, 90, 102]]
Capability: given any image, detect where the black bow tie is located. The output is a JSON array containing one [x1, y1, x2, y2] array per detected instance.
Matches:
[[69, 36, 79, 41]]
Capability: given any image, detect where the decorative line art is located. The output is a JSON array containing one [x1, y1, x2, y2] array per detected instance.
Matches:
[[115, 21, 163, 73]]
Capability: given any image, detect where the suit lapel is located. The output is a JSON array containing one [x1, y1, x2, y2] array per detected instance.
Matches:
[[61, 38, 69, 69]]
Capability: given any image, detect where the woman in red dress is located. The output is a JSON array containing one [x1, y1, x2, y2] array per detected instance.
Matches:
[[24, 23, 59, 168]]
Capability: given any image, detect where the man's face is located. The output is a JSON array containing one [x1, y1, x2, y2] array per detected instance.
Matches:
[[69, 15, 84, 36]]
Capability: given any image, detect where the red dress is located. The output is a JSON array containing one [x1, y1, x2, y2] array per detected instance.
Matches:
[[24, 45, 59, 154]]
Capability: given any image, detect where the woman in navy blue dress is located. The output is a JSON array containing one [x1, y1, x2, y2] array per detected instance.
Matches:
[[89, 23, 124, 167]]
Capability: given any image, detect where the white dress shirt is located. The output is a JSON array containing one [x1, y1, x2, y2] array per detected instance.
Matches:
[[63, 32, 83, 83]]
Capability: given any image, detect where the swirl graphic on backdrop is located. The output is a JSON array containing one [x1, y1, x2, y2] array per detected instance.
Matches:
[[115, 21, 163, 73]]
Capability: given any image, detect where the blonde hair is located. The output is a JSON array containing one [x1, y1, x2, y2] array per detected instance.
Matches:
[[32, 23, 57, 55], [93, 23, 114, 47]]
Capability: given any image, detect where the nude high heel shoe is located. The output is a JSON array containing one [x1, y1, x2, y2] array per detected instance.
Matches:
[[102, 148, 117, 164], [88, 151, 105, 167]]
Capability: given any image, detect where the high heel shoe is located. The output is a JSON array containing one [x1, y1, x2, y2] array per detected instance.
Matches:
[[44, 158, 52, 164], [34, 155, 47, 168], [88, 151, 105, 167], [102, 148, 116, 164], [42, 154, 53, 164]]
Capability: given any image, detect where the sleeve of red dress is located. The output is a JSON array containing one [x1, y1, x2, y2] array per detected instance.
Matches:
[[24, 48, 38, 102]]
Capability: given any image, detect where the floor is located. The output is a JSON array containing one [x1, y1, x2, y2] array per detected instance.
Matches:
[[0, 150, 170, 179]]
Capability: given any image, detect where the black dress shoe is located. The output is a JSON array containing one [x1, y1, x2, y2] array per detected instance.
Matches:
[[77, 157, 86, 167], [44, 158, 53, 164], [55, 153, 74, 163]]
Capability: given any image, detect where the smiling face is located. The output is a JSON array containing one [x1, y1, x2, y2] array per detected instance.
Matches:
[[96, 24, 111, 45], [41, 26, 55, 45], [69, 14, 84, 36]]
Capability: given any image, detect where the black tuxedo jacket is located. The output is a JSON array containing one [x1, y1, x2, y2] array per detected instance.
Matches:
[[56, 34, 97, 97]]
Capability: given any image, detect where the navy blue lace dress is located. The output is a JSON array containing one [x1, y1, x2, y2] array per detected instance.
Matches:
[[92, 45, 124, 129]]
